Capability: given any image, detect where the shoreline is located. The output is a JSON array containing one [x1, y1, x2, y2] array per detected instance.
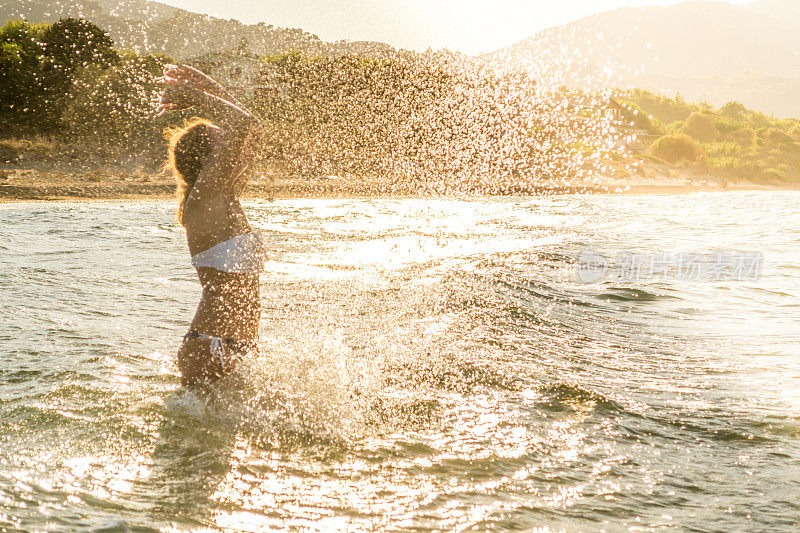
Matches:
[[2, 160, 799, 203], [3, 182, 798, 203]]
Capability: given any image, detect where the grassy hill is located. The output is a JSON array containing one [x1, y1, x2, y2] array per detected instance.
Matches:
[[2, 7, 799, 195], [618, 90, 800, 183]]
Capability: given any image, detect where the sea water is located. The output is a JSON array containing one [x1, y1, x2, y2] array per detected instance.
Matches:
[[0, 192, 798, 531]]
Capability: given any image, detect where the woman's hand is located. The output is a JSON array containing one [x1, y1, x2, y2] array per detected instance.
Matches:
[[161, 64, 222, 95], [154, 64, 259, 126], [154, 84, 202, 117]]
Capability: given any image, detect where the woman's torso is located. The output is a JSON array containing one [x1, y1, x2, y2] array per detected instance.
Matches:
[[184, 194, 261, 340]]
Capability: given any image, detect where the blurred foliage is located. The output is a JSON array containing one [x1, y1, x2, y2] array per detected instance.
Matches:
[[681, 112, 717, 143], [0, 17, 168, 155], [621, 89, 800, 182], [0, 0, 403, 60], [614, 100, 664, 136], [648, 134, 706, 165], [1, 20, 50, 130], [2, 17, 624, 190], [41, 17, 116, 72]]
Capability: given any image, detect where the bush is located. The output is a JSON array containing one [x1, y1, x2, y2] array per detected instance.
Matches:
[[681, 112, 717, 143], [623, 88, 800, 184], [715, 119, 739, 138], [727, 128, 754, 147], [615, 100, 661, 134], [0, 21, 48, 131], [760, 127, 794, 147], [764, 168, 784, 181], [705, 142, 742, 168], [720, 101, 747, 121], [0, 141, 21, 163], [649, 134, 706, 164], [706, 142, 738, 159], [624, 89, 696, 123], [40, 18, 117, 72], [727, 162, 764, 181], [0, 18, 119, 134]]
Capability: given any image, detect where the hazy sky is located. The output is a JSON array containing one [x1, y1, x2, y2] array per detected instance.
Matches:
[[158, 0, 751, 54]]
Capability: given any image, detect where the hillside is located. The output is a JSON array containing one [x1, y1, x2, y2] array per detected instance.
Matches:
[[2, 15, 798, 200], [745, 0, 800, 25], [491, 0, 800, 118], [94, 0, 178, 21], [0, 0, 400, 59]]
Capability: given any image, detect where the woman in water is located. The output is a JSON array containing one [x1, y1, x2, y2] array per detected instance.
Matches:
[[157, 64, 265, 387]]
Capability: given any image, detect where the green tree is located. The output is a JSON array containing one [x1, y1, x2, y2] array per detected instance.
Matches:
[[760, 127, 793, 148], [721, 101, 747, 121], [0, 20, 47, 131], [0, 18, 120, 133], [728, 129, 755, 148], [41, 17, 116, 73], [681, 112, 717, 143]]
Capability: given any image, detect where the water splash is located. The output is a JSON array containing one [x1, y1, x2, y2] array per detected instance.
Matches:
[[2, 0, 644, 194]]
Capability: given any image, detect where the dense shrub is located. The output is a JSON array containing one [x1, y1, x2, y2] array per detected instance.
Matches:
[[727, 128, 754, 147], [1, 17, 169, 162], [615, 100, 661, 134], [681, 112, 717, 143], [625, 90, 800, 180], [720, 101, 747, 121], [0, 18, 123, 134], [624, 89, 695, 123], [715, 119, 739, 138], [649, 134, 706, 164], [705, 142, 741, 160], [40, 18, 116, 71], [763, 168, 784, 181], [760, 127, 794, 147], [0, 20, 48, 130]]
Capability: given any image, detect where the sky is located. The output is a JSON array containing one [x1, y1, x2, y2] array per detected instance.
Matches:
[[156, 0, 752, 54]]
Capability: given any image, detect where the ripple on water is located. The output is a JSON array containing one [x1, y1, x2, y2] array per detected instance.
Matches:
[[1, 195, 800, 530]]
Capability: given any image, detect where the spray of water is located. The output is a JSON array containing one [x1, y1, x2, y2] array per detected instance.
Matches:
[[2, 0, 647, 443]]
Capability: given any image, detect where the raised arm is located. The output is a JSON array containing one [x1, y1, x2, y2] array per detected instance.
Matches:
[[162, 64, 249, 111], [157, 83, 262, 202]]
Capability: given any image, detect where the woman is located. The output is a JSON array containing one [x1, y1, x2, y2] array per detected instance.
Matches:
[[157, 64, 265, 387]]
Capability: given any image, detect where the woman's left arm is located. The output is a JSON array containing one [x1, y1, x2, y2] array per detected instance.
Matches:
[[159, 85, 261, 202]]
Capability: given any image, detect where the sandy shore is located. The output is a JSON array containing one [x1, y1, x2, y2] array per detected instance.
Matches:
[[1, 159, 797, 202]]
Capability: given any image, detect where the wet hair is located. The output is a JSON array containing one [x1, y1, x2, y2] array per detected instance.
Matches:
[[164, 117, 215, 225]]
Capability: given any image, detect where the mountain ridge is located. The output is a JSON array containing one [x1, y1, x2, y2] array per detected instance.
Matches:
[[0, 0, 402, 59], [490, 0, 800, 116], [2, 0, 798, 116]]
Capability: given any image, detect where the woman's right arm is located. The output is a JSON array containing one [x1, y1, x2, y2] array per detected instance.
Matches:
[[169, 85, 257, 128], [163, 64, 249, 111]]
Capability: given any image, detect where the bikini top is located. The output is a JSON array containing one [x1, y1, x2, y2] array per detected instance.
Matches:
[[191, 231, 267, 273]]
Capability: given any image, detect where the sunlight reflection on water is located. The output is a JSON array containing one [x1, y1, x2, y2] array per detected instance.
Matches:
[[0, 193, 799, 531]]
